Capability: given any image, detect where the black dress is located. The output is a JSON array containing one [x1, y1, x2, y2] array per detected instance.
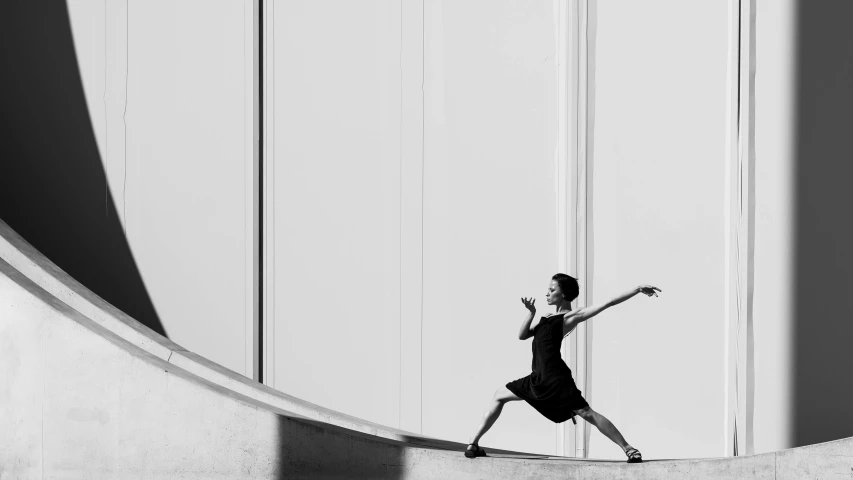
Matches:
[[506, 314, 589, 423]]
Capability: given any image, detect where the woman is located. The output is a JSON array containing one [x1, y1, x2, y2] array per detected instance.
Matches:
[[464, 273, 661, 463]]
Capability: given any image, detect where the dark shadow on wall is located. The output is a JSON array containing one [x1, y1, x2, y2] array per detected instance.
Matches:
[[0, 0, 166, 337], [792, 0, 853, 448], [273, 415, 407, 480]]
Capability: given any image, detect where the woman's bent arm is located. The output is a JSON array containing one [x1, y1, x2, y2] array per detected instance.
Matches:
[[517, 310, 536, 340], [518, 297, 539, 340]]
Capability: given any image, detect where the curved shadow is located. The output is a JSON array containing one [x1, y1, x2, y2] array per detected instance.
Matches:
[[0, 0, 165, 337]]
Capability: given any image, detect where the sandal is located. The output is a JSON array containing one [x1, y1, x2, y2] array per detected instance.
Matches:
[[464, 444, 487, 458], [625, 447, 643, 464]]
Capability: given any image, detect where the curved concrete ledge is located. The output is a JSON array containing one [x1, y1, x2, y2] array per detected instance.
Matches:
[[2, 257, 852, 478]]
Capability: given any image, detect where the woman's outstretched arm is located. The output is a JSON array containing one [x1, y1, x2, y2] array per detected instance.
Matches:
[[518, 297, 541, 340], [563, 285, 660, 335]]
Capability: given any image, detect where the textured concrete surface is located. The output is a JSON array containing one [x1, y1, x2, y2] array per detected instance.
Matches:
[[2, 218, 853, 478]]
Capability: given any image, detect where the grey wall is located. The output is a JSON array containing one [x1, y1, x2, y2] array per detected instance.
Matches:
[[792, 0, 853, 448]]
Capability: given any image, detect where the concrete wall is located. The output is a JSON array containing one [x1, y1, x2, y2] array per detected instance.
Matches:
[[63, 0, 257, 378]]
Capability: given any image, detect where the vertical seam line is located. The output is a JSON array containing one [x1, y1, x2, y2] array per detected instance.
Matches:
[[104, 0, 109, 217], [420, 0, 425, 435], [123, 0, 130, 236], [243, 0, 248, 378], [398, 0, 404, 430]]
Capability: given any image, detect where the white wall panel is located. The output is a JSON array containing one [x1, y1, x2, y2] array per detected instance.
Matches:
[[420, 0, 562, 455], [587, 0, 729, 460], [269, 0, 403, 427], [66, 0, 257, 378], [752, 0, 795, 453]]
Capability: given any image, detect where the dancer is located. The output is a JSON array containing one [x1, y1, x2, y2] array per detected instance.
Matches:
[[464, 273, 660, 463]]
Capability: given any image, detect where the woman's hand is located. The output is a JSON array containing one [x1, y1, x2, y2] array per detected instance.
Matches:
[[637, 285, 662, 297], [521, 297, 536, 313]]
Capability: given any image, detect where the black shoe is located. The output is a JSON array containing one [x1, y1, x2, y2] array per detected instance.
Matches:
[[464, 444, 487, 458], [625, 447, 643, 463]]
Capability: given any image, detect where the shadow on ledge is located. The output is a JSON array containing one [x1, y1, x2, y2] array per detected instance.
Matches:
[[0, 0, 165, 337]]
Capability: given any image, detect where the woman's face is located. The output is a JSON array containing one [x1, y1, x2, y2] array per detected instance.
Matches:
[[546, 280, 563, 305]]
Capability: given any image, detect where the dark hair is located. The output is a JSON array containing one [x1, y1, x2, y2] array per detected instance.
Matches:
[[552, 273, 579, 303]]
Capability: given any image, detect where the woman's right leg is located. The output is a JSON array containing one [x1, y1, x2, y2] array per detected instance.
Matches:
[[467, 386, 522, 446], [574, 406, 632, 452]]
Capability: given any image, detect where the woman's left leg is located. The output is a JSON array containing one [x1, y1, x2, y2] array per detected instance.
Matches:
[[467, 386, 522, 447], [573, 406, 633, 453]]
